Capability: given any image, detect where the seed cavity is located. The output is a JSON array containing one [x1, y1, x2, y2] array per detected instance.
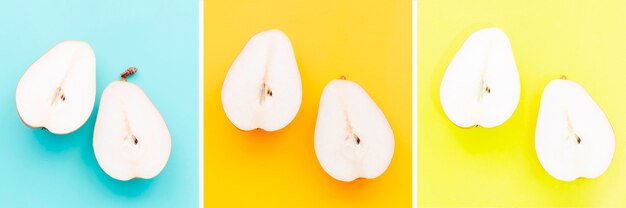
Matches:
[[50, 87, 65, 106], [347, 132, 361, 146], [259, 83, 273, 105], [478, 80, 490, 101], [124, 133, 140, 147], [344, 111, 363, 148], [122, 109, 139, 147], [565, 113, 581, 145], [133, 135, 139, 145]]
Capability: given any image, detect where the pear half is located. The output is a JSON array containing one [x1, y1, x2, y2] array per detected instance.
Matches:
[[16, 40, 96, 134], [440, 27, 520, 128], [535, 77, 615, 181], [93, 68, 171, 181], [314, 76, 394, 182], [221, 29, 302, 131]]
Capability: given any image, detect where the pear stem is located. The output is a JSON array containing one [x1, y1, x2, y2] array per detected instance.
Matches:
[[121, 67, 138, 81], [339, 75, 346, 80]]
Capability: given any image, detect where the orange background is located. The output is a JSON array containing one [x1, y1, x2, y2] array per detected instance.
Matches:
[[204, 0, 411, 207]]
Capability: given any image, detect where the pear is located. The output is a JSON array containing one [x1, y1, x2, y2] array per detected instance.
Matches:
[[314, 76, 394, 182], [535, 77, 615, 181], [440, 28, 520, 128], [16, 40, 96, 134], [221, 29, 302, 131], [93, 67, 171, 181]]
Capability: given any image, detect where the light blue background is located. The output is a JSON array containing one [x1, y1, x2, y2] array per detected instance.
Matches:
[[0, 0, 198, 207]]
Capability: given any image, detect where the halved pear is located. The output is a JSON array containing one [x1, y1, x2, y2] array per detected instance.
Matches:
[[16, 40, 96, 134], [221, 29, 302, 131], [440, 27, 520, 128], [535, 77, 615, 181], [93, 68, 171, 181], [314, 76, 394, 182]]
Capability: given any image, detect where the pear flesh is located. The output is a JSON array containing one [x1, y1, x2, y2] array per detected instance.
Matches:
[[440, 27, 520, 128], [93, 68, 171, 181], [16, 40, 96, 134], [314, 77, 394, 182], [221, 29, 302, 131], [535, 78, 615, 181]]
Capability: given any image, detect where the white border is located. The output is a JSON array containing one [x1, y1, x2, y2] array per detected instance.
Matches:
[[412, 0, 418, 207], [198, 0, 205, 207]]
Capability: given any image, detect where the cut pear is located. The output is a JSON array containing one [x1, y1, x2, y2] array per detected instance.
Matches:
[[535, 77, 614, 181], [221, 29, 302, 131], [440, 27, 520, 128], [93, 67, 171, 181], [314, 76, 394, 182], [16, 40, 96, 134]]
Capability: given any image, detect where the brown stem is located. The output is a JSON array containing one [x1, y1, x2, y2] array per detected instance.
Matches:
[[121, 67, 138, 81], [339, 75, 346, 80]]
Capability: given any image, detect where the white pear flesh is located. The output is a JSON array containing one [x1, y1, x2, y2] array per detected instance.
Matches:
[[93, 80, 171, 181], [15, 40, 96, 134], [314, 78, 394, 182], [439, 27, 520, 128], [535, 78, 614, 181], [221, 29, 302, 131]]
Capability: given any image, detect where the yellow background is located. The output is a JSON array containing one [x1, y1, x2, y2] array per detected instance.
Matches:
[[419, 0, 626, 207], [204, 1, 411, 207]]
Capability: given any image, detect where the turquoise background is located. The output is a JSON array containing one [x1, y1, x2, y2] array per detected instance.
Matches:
[[0, 0, 198, 207]]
